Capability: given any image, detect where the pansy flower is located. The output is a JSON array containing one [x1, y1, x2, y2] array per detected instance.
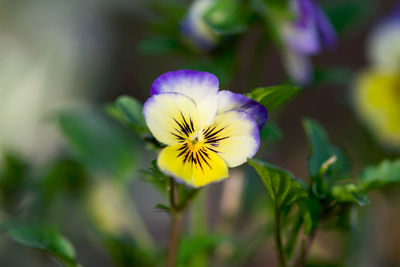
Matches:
[[279, 0, 337, 85], [143, 70, 267, 187], [353, 8, 400, 149]]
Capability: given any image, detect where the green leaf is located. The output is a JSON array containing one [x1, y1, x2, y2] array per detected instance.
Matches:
[[246, 85, 300, 112], [297, 200, 313, 234], [58, 109, 137, 181], [141, 160, 169, 194], [259, 123, 283, 143], [331, 184, 369, 206], [113, 96, 149, 135], [4, 224, 78, 267], [248, 158, 308, 211], [303, 119, 349, 182], [358, 159, 400, 192], [203, 0, 249, 35], [300, 196, 322, 232]]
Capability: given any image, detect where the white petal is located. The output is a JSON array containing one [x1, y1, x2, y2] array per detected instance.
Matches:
[[143, 92, 200, 145], [150, 70, 219, 127], [202, 110, 260, 167]]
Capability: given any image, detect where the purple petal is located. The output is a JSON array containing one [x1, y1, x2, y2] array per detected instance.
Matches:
[[374, 6, 400, 30], [150, 70, 220, 126], [312, 1, 337, 49], [294, 0, 314, 28], [283, 0, 320, 54], [150, 70, 219, 96], [180, 0, 217, 51], [181, 19, 216, 51], [218, 90, 268, 129]]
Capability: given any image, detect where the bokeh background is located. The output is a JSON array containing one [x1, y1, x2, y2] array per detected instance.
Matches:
[[0, 0, 399, 266]]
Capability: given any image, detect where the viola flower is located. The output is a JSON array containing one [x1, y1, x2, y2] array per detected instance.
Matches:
[[181, 0, 218, 51], [279, 0, 337, 85], [353, 8, 400, 149], [143, 70, 267, 187]]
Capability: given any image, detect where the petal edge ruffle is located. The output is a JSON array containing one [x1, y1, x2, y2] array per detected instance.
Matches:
[[150, 70, 219, 127], [217, 90, 268, 129]]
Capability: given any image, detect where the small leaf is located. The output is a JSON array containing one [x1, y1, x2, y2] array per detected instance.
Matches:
[[4, 224, 78, 267], [141, 160, 169, 194], [246, 85, 300, 112], [114, 96, 149, 135], [303, 118, 349, 181], [203, 0, 249, 35], [155, 204, 171, 212], [331, 184, 369, 206], [358, 159, 400, 192], [248, 158, 308, 211]]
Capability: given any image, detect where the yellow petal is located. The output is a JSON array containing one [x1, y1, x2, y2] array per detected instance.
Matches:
[[157, 144, 229, 187], [143, 92, 200, 145], [202, 110, 260, 167]]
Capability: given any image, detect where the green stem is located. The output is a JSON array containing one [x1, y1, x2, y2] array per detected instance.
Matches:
[[169, 178, 178, 209], [293, 227, 317, 267], [166, 178, 180, 267], [293, 203, 341, 266], [285, 215, 303, 258], [274, 206, 287, 267], [166, 178, 200, 267], [166, 212, 183, 267]]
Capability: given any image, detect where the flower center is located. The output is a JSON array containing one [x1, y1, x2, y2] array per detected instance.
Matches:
[[191, 138, 199, 145], [171, 111, 230, 170]]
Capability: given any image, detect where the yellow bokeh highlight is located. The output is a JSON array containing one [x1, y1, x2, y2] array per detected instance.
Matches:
[[354, 70, 400, 148]]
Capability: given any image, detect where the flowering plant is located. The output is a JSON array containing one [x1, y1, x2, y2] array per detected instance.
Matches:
[[2, 1, 400, 267]]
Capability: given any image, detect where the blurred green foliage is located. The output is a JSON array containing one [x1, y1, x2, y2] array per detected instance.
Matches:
[[58, 109, 137, 181], [2, 224, 79, 267]]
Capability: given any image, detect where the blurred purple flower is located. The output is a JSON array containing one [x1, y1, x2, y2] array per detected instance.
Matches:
[[280, 0, 337, 85], [180, 0, 217, 52]]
